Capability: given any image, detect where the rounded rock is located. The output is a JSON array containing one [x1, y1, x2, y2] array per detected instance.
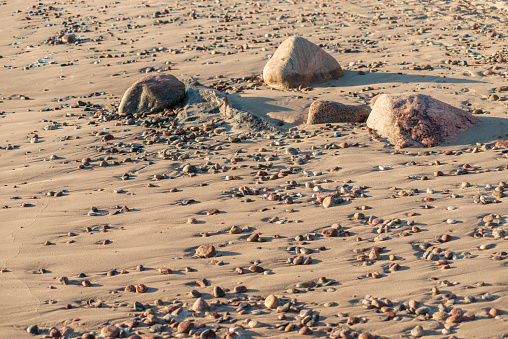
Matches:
[[101, 325, 119, 337], [265, 294, 280, 309]]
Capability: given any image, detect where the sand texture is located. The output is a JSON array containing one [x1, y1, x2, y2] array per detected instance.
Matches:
[[1, 0, 508, 338]]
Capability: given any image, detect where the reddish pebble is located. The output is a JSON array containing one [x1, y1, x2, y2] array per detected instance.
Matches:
[[489, 308, 500, 317], [136, 284, 147, 293], [61, 34, 76, 43], [195, 245, 216, 258], [293, 255, 304, 265], [322, 228, 338, 237], [441, 234, 452, 242], [177, 320, 193, 333], [298, 326, 312, 335]]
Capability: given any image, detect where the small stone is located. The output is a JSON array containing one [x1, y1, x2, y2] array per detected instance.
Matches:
[[247, 233, 260, 242], [323, 196, 334, 208], [441, 234, 452, 242], [100, 325, 119, 337], [248, 320, 259, 328], [192, 298, 208, 312], [213, 286, 225, 298], [26, 325, 39, 335], [322, 228, 338, 237], [298, 326, 312, 335], [293, 255, 304, 265], [177, 320, 193, 333], [354, 212, 365, 220], [230, 226, 241, 234], [61, 34, 76, 44], [200, 329, 216, 339], [265, 295, 280, 309], [446, 314, 463, 323], [195, 245, 216, 258], [489, 308, 500, 317], [410, 325, 423, 337], [136, 284, 148, 293]]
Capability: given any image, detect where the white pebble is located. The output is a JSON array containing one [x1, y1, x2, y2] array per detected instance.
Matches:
[[378, 166, 387, 171], [426, 188, 434, 194], [447, 206, 457, 210], [442, 328, 450, 335], [447, 219, 456, 224], [313, 171, 322, 176]]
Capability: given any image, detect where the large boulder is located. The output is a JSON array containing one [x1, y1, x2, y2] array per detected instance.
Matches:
[[366, 93, 480, 148], [263, 37, 343, 89], [118, 74, 185, 115], [307, 100, 369, 124]]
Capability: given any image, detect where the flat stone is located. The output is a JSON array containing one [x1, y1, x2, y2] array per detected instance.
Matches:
[[307, 100, 369, 124]]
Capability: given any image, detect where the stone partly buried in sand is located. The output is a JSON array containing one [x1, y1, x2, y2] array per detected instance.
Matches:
[[367, 93, 480, 148], [118, 74, 185, 115], [263, 36, 343, 89], [307, 100, 369, 124], [194, 245, 216, 258]]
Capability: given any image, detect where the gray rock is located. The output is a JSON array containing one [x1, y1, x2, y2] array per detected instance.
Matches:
[[26, 325, 39, 335], [366, 93, 480, 148], [307, 100, 369, 124], [118, 74, 185, 115], [263, 36, 343, 89], [213, 286, 225, 298]]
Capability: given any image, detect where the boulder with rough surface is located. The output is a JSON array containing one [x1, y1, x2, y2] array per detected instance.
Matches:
[[366, 93, 480, 148], [307, 100, 369, 124], [118, 74, 185, 115], [263, 37, 343, 89]]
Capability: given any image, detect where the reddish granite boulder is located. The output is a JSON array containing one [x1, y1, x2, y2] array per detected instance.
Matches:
[[366, 93, 480, 148]]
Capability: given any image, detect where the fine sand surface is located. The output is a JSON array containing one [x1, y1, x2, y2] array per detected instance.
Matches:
[[1, 0, 508, 338]]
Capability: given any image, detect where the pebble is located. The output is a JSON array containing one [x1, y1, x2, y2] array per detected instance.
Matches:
[[213, 286, 225, 298], [195, 245, 216, 258], [192, 298, 208, 312], [100, 325, 119, 337], [264, 295, 279, 309], [26, 325, 39, 335], [410, 325, 423, 337]]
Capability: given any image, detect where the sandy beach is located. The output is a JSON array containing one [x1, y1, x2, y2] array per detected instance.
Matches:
[[1, 0, 507, 338]]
